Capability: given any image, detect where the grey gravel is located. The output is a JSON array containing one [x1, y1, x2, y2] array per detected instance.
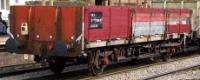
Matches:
[[88, 55, 200, 80], [153, 67, 200, 80]]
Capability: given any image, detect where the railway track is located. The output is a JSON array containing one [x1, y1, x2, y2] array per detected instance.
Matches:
[[0, 64, 88, 80], [144, 56, 200, 80], [0, 52, 199, 80], [0, 63, 47, 78], [147, 66, 200, 80], [82, 52, 200, 80], [152, 66, 200, 80]]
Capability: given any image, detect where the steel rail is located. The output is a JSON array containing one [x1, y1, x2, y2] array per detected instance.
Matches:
[[0, 63, 48, 77], [145, 65, 200, 80], [82, 53, 200, 80]]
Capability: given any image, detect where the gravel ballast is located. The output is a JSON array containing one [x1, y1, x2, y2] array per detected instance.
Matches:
[[153, 66, 200, 80], [91, 54, 200, 80]]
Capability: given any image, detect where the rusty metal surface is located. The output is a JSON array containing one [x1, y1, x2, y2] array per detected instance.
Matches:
[[60, 7, 83, 44], [10, 6, 31, 40], [10, 6, 84, 57], [32, 6, 57, 41]]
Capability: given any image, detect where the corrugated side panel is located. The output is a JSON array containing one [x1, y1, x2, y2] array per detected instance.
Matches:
[[134, 22, 150, 36], [150, 21, 165, 35], [110, 6, 130, 39], [167, 9, 181, 33], [133, 8, 151, 36], [180, 9, 192, 33], [184, 3, 197, 31], [152, 2, 197, 31], [10, 6, 31, 40], [85, 6, 110, 41], [32, 6, 57, 41], [150, 8, 165, 35]]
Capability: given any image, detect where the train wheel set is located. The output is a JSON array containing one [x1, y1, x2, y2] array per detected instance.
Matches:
[[5, 5, 200, 75]]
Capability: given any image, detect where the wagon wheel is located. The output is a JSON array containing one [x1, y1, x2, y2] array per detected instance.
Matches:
[[161, 51, 172, 62], [49, 57, 65, 74], [88, 50, 106, 76], [150, 47, 160, 62]]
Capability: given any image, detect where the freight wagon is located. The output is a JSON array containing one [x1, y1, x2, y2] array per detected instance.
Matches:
[[5, 5, 199, 75]]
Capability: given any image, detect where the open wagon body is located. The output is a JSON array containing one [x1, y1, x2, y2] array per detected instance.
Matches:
[[5, 5, 195, 75]]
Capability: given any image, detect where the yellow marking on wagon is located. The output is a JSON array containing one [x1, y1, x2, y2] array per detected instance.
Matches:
[[24, 54, 29, 60]]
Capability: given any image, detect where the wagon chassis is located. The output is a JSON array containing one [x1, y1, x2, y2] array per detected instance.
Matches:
[[84, 34, 200, 75], [5, 5, 199, 75]]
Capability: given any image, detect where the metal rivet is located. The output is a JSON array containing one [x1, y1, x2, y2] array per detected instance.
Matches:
[[50, 35, 53, 39], [71, 36, 74, 39], [36, 35, 40, 38]]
